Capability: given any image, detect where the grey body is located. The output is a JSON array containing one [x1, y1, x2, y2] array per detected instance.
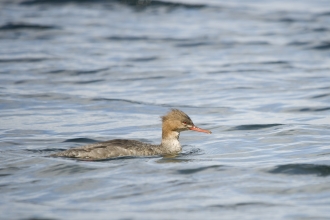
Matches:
[[52, 139, 178, 160], [50, 109, 211, 160]]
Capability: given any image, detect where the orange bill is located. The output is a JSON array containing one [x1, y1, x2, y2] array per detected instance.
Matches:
[[189, 126, 212, 134]]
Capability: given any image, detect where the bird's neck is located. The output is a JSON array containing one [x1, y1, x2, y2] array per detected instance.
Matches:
[[161, 122, 182, 154]]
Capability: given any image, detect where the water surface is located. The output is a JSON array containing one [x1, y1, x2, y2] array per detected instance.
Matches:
[[1, 0, 330, 219]]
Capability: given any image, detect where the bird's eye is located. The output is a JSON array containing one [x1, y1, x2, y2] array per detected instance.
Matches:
[[182, 122, 187, 125]]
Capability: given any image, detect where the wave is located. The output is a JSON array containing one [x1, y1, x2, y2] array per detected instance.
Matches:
[[285, 107, 330, 113], [0, 58, 47, 63], [91, 98, 229, 110], [175, 42, 212, 47], [128, 56, 158, 62], [269, 164, 330, 177], [310, 41, 330, 50], [0, 22, 58, 30], [177, 165, 225, 174], [106, 35, 195, 43], [63, 138, 98, 143], [229, 124, 283, 131], [209, 202, 276, 209], [46, 67, 110, 75], [21, 0, 207, 9], [310, 93, 330, 99]]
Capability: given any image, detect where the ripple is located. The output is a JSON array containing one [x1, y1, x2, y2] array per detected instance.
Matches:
[[175, 42, 212, 47], [177, 165, 225, 174], [285, 107, 330, 113], [310, 41, 330, 50], [128, 56, 158, 62], [73, 79, 104, 84], [91, 98, 230, 110], [180, 147, 202, 156], [269, 164, 330, 177], [209, 202, 276, 209], [38, 164, 97, 176], [106, 36, 149, 41], [312, 27, 329, 32], [0, 22, 58, 30], [0, 167, 20, 177], [261, 61, 289, 65], [106, 35, 189, 42], [119, 0, 207, 9], [20, 218, 57, 220], [21, 0, 207, 9], [229, 124, 283, 131], [91, 98, 148, 106], [0, 58, 47, 63], [120, 76, 165, 81], [21, 0, 102, 5], [287, 41, 309, 46], [63, 138, 98, 143], [310, 93, 330, 99], [26, 148, 67, 154], [46, 67, 109, 75], [318, 11, 330, 17]]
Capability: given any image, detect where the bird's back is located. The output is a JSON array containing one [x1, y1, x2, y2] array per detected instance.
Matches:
[[51, 139, 161, 160]]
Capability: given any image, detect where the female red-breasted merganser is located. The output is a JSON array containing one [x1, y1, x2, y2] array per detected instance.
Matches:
[[51, 109, 211, 160]]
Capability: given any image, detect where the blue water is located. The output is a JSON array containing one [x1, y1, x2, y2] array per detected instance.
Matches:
[[1, 0, 330, 219]]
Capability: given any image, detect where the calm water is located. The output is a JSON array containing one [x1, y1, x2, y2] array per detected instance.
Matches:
[[1, 0, 330, 219]]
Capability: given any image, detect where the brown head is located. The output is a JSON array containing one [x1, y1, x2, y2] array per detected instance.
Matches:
[[161, 109, 212, 136]]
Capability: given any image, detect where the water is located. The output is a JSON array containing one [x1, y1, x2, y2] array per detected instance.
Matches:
[[1, 0, 330, 219]]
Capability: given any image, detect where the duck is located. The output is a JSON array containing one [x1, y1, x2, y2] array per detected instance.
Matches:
[[51, 109, 211, 160]]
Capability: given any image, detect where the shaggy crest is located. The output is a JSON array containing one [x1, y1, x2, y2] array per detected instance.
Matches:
[[161, 109, 194, 125]]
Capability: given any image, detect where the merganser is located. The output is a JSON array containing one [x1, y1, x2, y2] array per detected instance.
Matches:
[[51, 109, 211, 160]]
